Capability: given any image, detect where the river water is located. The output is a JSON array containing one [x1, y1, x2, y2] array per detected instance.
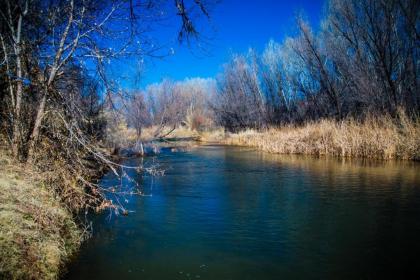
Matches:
[[65, 145, 420, 279]]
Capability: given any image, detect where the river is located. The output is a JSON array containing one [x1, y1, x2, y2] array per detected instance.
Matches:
[[65, 145, 420, 279]]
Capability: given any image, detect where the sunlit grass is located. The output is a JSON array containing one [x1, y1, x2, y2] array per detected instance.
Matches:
[[0, 150, 82, 279], [224, 113, 420, 160]]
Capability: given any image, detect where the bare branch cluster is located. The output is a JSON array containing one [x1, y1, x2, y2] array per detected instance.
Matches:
[[0, 0, 212, 212], [213, 0, 419, 131]]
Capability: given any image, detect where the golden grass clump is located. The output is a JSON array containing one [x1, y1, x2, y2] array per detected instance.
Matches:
[[224, 113, 420, 160], [198, 127, 226, 143], [0, 151, 82, 279]]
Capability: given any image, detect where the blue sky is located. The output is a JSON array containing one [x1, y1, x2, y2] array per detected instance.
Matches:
[[117, 0, 325, 89]]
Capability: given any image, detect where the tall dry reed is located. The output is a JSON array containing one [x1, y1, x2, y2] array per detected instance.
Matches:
[[224, 113, 420, 160]]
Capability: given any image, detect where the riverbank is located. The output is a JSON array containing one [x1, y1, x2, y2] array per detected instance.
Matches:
[[2, 114, 416, 278], [0, 151, 83, 279], [136, 115, 420, 161], [223, 115, 420, 160]]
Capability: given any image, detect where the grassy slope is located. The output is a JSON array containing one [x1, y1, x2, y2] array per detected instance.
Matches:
[[0, 151, 81, 279]]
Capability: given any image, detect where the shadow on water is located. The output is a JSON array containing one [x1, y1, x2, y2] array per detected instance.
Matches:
[[64, 145, 420, 280]]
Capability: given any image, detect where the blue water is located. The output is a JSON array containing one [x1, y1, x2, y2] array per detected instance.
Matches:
[[65, 145, 420, 279]]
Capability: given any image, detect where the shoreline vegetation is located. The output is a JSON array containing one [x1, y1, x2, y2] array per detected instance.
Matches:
[[0, 0, 418, 279], [221, 114, 420, 161], [126, 111, 420, 161], [1, 116, 418, 278]]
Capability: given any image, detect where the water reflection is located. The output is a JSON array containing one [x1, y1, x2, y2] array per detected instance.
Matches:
[[65, 146, 420, 280]]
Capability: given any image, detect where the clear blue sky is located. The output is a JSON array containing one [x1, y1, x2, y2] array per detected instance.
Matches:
[[117, 0, 325, 89]]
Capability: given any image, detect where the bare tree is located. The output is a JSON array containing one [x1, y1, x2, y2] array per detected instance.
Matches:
[[212, 0, 419, 129], [0, 0, 213, 161], [0, 0, 214, 214], [214, 53, 268, 131], [324, 0, 420, 115], [126, 92, 150, 139]]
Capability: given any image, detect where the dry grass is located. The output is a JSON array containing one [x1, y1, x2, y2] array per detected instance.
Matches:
[[224, 113, 420, 160], [198, 127, 226, 143], [0, 150, 82, 279]]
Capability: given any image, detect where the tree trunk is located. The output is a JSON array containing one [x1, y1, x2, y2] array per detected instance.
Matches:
[[11, 119, 20, 158], [11, 61, 23, 158], [11, 11, 24, 158], [26, 91, 47, 162]]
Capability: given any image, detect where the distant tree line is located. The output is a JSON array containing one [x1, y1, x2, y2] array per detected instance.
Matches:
[[122, 78, 215, 139], [213, 0, 419, 131]]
